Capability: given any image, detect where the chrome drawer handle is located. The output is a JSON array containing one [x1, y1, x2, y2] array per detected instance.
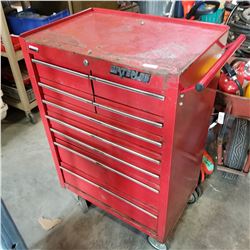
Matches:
[[51, 128, 159, 179], [90, 76, 165, 101], [94, 103, 163, 128], [46, 115, 161, 165], [61, 166, 158, 219], [38, 82, 163, 128], [39, 82, 93, 105], [28, 45, 39, 52], [32, 59, 88, 79], [43, 99, 162, 148], [55, 142, 159, 193]]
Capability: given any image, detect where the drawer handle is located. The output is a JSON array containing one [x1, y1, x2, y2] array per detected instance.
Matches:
[[28, 45, 39, 52], [90, 76, 165, 101], [51, 128, 159, 179], [38, 82, 163, 128], [32, 59, 164, 100], [43, 99, 162, 148], [55, 142, 159, 193], [46, 115, 161, 165], [32, 59, 88, 79], [61, 166, 158, 219]]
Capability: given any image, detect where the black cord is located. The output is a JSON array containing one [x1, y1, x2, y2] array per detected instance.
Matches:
[[234, 79, 244, 96]]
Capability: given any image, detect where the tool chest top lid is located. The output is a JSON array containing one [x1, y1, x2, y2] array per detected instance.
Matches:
[[22, 8, 229, 75]]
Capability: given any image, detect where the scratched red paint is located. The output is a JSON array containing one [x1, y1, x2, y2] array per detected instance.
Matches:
[[25, 9, 228, 74], [19, 8, 238, 244]]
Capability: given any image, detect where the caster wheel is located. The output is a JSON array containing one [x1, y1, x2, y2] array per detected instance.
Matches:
[[195, 185, 203, 198], [27, 113, 36, 124], [147, 236, 169, 250], [77, 196, 89, 213], [188, 189, 199, 204]]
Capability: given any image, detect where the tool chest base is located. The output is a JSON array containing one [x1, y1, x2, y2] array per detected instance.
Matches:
[[20, 8, 244, 245]]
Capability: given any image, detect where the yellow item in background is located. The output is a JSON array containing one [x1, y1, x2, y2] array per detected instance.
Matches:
[[245, 83, 250, 98]]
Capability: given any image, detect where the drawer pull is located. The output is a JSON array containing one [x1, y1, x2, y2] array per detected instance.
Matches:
[[90, 76, 165, 101], [55, 142, 159, 193], [43, 100, 162, 148], [46, 115, 160, 165], [61, 166, 158, 219], [51, 128, 159, 179], [28, 45, 39, 52], [38, 82, 163, 128], [32, 59, 88, 79]]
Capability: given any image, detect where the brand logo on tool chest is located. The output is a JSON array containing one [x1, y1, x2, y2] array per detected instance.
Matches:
[[110, 65, 151, 83]]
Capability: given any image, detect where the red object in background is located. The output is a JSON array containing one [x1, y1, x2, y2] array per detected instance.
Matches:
[[233, 61, 250, 84], [19, 8, 243, 244], [1, 35, 21, 52], [182, 0, 195, 17], [218, 73, 240, 94], [200, 151, 214, 182], [219, 61, 250, 94]]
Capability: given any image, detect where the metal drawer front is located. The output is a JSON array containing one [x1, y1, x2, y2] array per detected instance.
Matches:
[[32, 60, 164, 100], [55, 142, 159, 193], [52, 128, 159, 179], [38, 82, 163, 128], [90, 76, 165, 101], [32, 59, 88, 79], [46, 115, 160, 165], [92, 78, 166, 115], [43, 99, 162, 148], [61, 166, 158, 219]]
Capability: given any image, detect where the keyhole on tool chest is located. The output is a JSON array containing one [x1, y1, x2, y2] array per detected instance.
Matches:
[[83, 59, 89, 66]]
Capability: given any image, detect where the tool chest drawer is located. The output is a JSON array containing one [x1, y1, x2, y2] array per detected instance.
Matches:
[[39, 77, 164, 137], [46, 112, 161, 175], [21, 7, 240, 244], [28, 44, 90, 76], [61, 167, 158, 231], [91, 77, 165, 115], [94, 96, 164, 136], [33, 59, 92, 95], [54, 138, 160, 210], [39, 78, 95, 113], [43, 95, 163, 153], [51, 126, 160, 186]]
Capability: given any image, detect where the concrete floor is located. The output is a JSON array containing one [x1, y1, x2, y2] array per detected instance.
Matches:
[[1, 108, 250, 250]]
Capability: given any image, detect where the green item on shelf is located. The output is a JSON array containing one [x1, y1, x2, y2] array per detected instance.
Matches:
[[200, 8, 224, 24]]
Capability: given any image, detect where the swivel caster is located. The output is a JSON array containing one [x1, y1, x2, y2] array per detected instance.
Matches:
[[188, 185, 203, 204], [26, 112, 36, 124], [147, 236, 169, 250], [77, 196, 89, 213]]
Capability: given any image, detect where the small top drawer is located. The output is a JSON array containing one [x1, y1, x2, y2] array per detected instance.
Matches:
[[91, 76, 165, 115], [27, 44, 93, 95]]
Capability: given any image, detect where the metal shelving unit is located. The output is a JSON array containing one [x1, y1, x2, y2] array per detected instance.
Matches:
[[1, 4, 37, 123]]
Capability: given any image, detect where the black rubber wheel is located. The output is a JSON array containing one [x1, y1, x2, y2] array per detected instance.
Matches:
[[195, 185, 203, 198], [188, 190, 199, 204], [27, 113, 36, 124], [77, 196, 89, 213], [224, 119, 250, 170]]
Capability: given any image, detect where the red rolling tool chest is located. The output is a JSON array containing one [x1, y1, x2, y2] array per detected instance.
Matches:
[[20, 8, 244, 248]]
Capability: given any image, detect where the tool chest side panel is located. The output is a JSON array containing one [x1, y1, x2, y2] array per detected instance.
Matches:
[[161, 62, 220, 242]]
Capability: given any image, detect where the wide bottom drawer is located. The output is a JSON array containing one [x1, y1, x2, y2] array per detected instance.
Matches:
[[61, 167, 158, 231], [55, 140, 160, 211]]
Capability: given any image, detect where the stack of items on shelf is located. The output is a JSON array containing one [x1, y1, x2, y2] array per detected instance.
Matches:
[[1, 59, 35, 103], [1, 2, 70, 122]]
